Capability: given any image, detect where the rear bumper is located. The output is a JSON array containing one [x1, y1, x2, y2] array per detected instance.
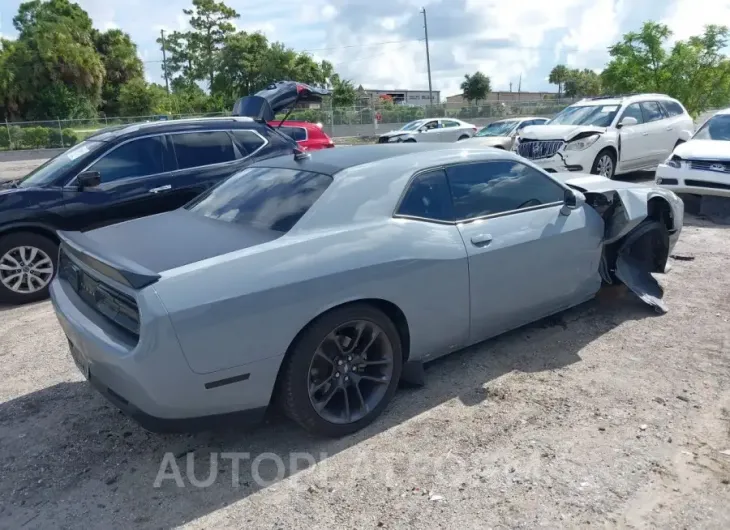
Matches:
[[50, 277, 282, 433], [656, 164, 730, 198]]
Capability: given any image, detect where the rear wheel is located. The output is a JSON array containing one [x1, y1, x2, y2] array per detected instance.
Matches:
[[0, 232, 58, 305], [404, 138, 417, 143], [278, 304, 403, 437], [458, 135, 470, 141], [591, 149, 616, 179]]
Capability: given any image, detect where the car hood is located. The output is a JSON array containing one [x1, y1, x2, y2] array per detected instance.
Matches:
[[232, 81, 330, 122], [72, 208, 282, 276], [379, 129, 413, 138], [673, 139, 730, 160], [552, 172, 646, 192], [463, 136, 511, 147], [519, 124, 606, 141]]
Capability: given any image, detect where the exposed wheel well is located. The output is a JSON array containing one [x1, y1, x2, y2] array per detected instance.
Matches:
[[597, 145, 618, 162], [0, 226, 59, 245], [647, 196, 673, 231]]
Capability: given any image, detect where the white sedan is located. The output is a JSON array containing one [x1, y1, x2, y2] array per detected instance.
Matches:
[[377, 118, 477, 144], [656, 108, 730, 197]]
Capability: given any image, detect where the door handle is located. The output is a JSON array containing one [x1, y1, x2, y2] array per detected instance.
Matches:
[[149, 185, 172, 194], [470, 234, 493, 247], [665, 126, 673, 131], [642, 132, 649, 136]]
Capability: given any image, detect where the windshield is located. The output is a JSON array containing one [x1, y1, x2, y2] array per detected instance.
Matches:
[[548, 104, 619, 127], [17, 140, 105, 188], [476, 121, 518, 137], [186, 166, 332, 233], [400, 120, 426, 131], [693, 114, 730, 141]]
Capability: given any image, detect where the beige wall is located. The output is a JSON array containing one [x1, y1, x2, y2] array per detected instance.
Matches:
[[445, 91, 559, 106]]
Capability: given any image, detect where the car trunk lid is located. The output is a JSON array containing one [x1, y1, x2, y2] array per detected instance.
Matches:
[[232, 81, 330, 122]]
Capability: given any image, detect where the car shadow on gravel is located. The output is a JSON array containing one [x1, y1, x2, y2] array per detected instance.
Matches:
[[0, 286, 659, 528]]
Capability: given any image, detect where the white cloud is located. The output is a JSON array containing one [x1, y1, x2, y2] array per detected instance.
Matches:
[[1, 0, 729, 98]]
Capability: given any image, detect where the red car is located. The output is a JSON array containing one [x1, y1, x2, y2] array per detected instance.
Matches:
[[268, 120, 335, 150]]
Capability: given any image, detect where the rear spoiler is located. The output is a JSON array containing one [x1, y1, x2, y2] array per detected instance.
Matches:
[[58, 230, 161, 290]]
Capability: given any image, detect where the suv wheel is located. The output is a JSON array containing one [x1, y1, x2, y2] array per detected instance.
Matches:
[[0, 232, 58, 305], [591, 149, 616, 179], [278, 303, 403, 437]]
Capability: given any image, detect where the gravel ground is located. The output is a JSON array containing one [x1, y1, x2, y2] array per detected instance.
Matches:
[[1, 209, 729, 528]]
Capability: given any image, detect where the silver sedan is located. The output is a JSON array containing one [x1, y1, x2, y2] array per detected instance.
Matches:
[[50, 144, 684, 437], [377, 118, 477, 143]]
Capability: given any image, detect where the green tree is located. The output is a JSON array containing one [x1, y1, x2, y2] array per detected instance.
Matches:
[[548, 64, 569, 98], [94, 29, 145, 116], [330, 74, 357, 107], [460, 71, 491, 104], [184, 0, 239, 88], [118, 79, 166, 116], [564, 68, 602, 98], [602, 21, 730, 115], [601, 22, 672, 95], [6, 0, 104, 120]]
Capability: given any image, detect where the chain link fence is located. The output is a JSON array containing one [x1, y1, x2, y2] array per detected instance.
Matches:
[[1, 99, 579, 151]]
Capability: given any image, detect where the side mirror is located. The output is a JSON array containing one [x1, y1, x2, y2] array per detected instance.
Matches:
[[76, 171, 101, 190], [618, 116, 638, 129], [561, 188, 585, 215]]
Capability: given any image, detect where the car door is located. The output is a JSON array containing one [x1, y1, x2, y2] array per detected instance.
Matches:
[[162, 129, 260, 208], [393, 168, 470, 359], [444, 160, 604, 343], [60, 134, 179, 231], [440, 120, 463, 141], [640, 101, 673, 164], [616, 103, 652, 170], [419, 120, 442, 142]]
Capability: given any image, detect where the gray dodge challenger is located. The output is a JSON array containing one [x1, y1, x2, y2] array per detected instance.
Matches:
[[50, 143, 684, 437]]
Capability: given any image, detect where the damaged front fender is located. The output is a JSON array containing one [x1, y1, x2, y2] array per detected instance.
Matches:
[[555, 172, 684, 313]]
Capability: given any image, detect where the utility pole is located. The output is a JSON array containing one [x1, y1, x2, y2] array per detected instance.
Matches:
[[509, 82, 513, 93], [421, 7, 434, 106], [160, 29, 170, 95]]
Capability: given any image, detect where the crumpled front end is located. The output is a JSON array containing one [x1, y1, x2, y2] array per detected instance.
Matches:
[[578, 184, 683, 313]]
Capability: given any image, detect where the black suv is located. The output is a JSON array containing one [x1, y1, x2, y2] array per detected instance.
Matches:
[[0, 81, 329, 304]]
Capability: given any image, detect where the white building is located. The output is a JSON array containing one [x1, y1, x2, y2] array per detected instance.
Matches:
[[357, 87, 441, 107]]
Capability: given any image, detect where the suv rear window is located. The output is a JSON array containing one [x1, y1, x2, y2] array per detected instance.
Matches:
[[186, 167, 332, 233], [660, 100, 686, 117]]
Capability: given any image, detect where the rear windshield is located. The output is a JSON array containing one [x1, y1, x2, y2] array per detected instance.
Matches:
[[186, 167, 332, 233]]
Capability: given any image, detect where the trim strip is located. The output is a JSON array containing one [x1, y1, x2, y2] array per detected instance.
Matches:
[[204, 373, 251, 390]]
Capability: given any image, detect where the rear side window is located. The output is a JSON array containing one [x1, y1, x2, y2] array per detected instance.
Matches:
[[171, 131, 237, 170], [660, 100, 686, 117], [89, 136, 173, 183], [397, 169, 454, 222], [446, 161, 564, 220], [278, 126, 307, 142], [640, 102, 665, 122], [442, 120, 460, 128], [186, 167, 332, 232], [231, 130, 267, 155]]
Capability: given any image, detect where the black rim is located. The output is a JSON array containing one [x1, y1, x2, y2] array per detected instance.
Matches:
[[307, 319, 394, 425]]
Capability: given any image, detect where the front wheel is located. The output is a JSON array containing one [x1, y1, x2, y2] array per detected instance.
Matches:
[[591, 149, 616, 179], [278, 304, 403, 437], [0, 232, 58, 305]]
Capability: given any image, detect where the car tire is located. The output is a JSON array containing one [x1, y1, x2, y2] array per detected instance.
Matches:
[[278, 303, 403, 437], [591, 149, 616, 179], [403, 139, 417, 143], [458, 135, 470, 141], [0, 232, 58, 305]]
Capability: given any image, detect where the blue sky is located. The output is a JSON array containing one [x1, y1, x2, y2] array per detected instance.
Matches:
[[1, 0, 729, 98]]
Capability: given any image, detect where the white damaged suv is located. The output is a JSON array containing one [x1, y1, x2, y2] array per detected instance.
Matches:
[[515, 94, 694, 179]]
